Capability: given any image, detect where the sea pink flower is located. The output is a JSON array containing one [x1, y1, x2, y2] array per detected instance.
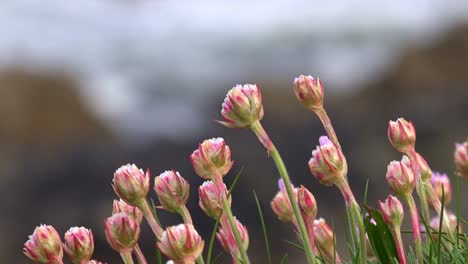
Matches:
[[63, 227, 94, 264], [386, 158, 415, 196], [388, 118, 416, 153], [217, 218, 249, 263], [309, 136, 347, 186], [298, 185, 318, 222], [430, 172, 452, 207], [454, 141, 468, 180], [379, 195, 404, 227], [191, 138, 234, 180], [198, 180, 230, 219], [24, 225, 63, 264], [219, 84, 264, 128], [157, 224, 204, 264], [154, 170, 190, 213], [112, 164, 150, 206], [104, 213, 140, 253], [112, 199, 143, 224], [313, 218, 341, 263], [293, 75, 324, 111]]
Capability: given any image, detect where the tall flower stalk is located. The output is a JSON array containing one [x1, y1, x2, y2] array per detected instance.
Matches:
[[219, 84, 316, 264]]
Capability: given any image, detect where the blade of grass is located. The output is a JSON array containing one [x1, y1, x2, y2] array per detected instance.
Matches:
[[332, 218, 337, 264], [284, 240, 305, 251], [212, 252, 224, 264], [253, 191, 272, 264], [280, 254, 288, 264], [437, 186, 446, 264]]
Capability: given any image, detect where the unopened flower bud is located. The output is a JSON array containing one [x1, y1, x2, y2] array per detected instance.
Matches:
[[412, 152, 432, 182], [112, 199, 143, 223], [313, 218, 341, 263], [217, 218, 249, 262], [191, 138, 234, 180], [378, 195, 404, 228], [309, 136, 347, 186], [429, 211, 460, 242], [24, 225, 63, 264], [104, 213, 140, 253], [298, 185, 317, 222], [87, 260, 107, 264], [388, 118, 416, 153], [430, 172, 451, 207], [386, 158, 415, 196], [293, 75, 324, 111], [157, 224, 204, 264], [154, 170, 190, 213], [198, 180, 229, 219], [63, 227, 94, 264], [454, 141, 468, 180], [271, 179, 297, 223], [219, 84, 264, 128], [113, 164, 150, 206]]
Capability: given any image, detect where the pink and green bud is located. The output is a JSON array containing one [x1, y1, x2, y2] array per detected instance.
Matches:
[[271, 179, 297, 223], [198, 180, 230, 219], [104, 213, 140, 253], [219, 84, 264, 129], [217, 218, 249, 262], [24, 225, 64, 264], [313, 218, 341, 263], [298, 185, 318, 222], [112, 199, 143, 224], [430, 172, 452, 207], [388, 118, 416, 153], [293, 75, 324, 111], [191, 138, 234, 180], [154, 170, 190, 213], [412, 152, 432, 182], [378, 195, 404, 228], [386, 158, 415, 196], [454, 141, 468, 180], [112, 164, 150, 206], [63, 227, 94, 264], [309, 136, 347, 186], [157, 224, 204, 264]]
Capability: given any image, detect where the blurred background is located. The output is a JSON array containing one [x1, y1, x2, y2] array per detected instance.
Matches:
[[1, 0, 468, 263]]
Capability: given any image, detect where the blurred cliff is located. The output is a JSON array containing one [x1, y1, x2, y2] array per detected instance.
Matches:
[[1, 1, 468, 263]]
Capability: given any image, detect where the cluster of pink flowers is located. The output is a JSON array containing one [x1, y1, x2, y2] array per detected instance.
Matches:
[[24, 75, 467, 264]]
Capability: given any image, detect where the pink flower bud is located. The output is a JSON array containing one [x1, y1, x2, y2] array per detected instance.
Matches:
[[386, 158, 415, 196], [217, 218, 249, 262], [313, 218, 341, 263], [63, 227, 94, 264], [112, 164, 150, 206], [104, 213, 140, 253], [293, 75, 324, 111], [378, 195, 404, 227], [112, 199, 143, 224], [298, 185, 317, 222], [430, 172, 452, 207], [157, 224, 204, 264], [154, 170, 190, 213], [388, 118, 416, 153], [191, 138, 234, 180], [219, 84, 264, 128], [87, 261, 107, 264], [308, 136, 347, 186], [454, 141, 468, 180], [413, 152, 432, 182], [198, 180, 230, 219], [271, 179, 297, 223], [24, 225, 63, 264]]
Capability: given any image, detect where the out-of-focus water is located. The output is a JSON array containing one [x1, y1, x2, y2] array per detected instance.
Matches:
[[1, 0, 467, 142]]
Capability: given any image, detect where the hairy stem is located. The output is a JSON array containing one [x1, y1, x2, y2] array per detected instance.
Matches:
[[178, 205, 193, 225], [251, 121, 316, 264], [391, 226, 407, 264], [133, 245, 148, 264], [404, 193, 423, 264], [315, 107, 341, 150], [121, 252, 135, 264], [137, 199, 163, 240]]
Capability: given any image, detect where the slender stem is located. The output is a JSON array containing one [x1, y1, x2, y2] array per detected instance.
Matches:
[[455, 173, 460, 248], [178, 205, 193, 225], [220, 194, 250, 264], [121, 252, 135, 264], [345, 206, 359, 254], [391, 226, 407, 264], [315, 107, 341, 150], [251, 121, 316, 264], [404, 193, 423, 264], [406, 151, 430, 227], [418, 182, 431, 235], [137, 199, 163, 240], [133, 245, 148, 264]]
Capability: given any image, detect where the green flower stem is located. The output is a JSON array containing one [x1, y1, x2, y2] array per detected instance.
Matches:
[[219, 189, 250, 264], [121, 252, 135, 264], [251, 121, 316, 264], [137, 199, 163, 240], [403, 193, 423, 264], [315, 107, 341, 150], [134, 245, 148, 264], [177, 205, 205, 264], [391, 225, 407, 264]]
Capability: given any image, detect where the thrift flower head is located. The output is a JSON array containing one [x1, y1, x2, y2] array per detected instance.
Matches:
[[454, 141, 468, 180], [430, 172, 452, 207], [24, 225, 63, 264], [219, 84, 264, 128], [154, 170, 190, 213], [191, 137, 233, 180], [217, 218, 249, 263], [298, 185, 317, 222], [104, 213, 140, 253], [386, 157, 415, 196], [112, 199, 143, 224], [63, 227, 94, 264], [378, 195, 404, 228], [388, 118, 416, 153], [271, 179, 297, 223], [293, 75, 324, 111], [157, 224, 204, 264], [112, 164, 150, 206], [198, 180, 230, 219], [309, 136, 347, 186]]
